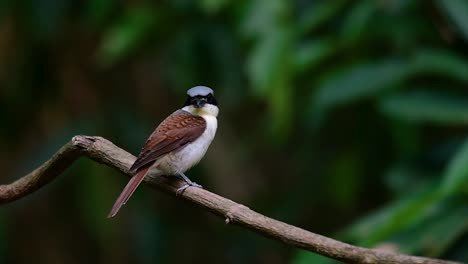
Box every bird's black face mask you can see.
[184,94,217,108]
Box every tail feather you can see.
[108,166,150,218]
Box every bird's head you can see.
[183,86,219,117]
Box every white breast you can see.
[157,114,217,175]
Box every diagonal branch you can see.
[0,135,461,264]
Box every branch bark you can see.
[0,135,461,264]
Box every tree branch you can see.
[0,135,461,264]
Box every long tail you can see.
[108,166,150,218]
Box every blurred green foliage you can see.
[0,0,467,263]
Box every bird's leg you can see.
[176,172,202,187]
[175,172,203,195]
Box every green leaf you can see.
[388,199,468,257]
[240,0,289,38]
[98,7,156,66]
[247,27,293,96]
[441,137,468,195]
[313,60,409,110]
[298,0,347,35]
[379,91,468,125]
[340,1,375,44]
[410,49,468,83]
[436,0,468,43]
[385,164,430,195]
[342,182,442,246]
[294,39,336,74]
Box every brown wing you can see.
[130,110,206,172]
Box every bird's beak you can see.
[194,97,207,108]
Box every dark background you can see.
[1,1,467,263]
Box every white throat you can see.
[182,104,219,118]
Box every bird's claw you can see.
[175,182,203,196]
[176,184,189,195]
[190,182,203,188]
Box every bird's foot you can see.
[176,181,203,196]
[175,172,203,195]
[176,184,189,195]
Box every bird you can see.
[108,86,218,218]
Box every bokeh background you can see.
[1,0,468,263]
